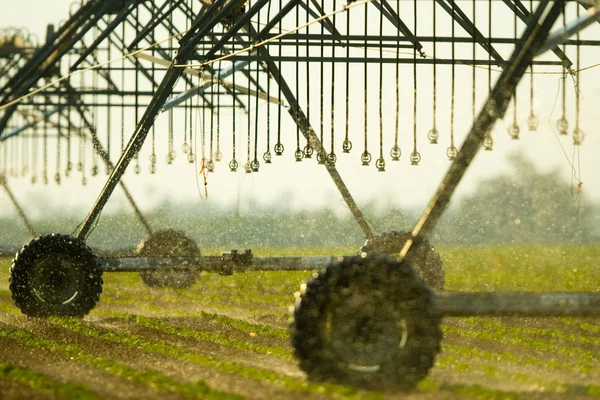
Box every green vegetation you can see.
[428,381,527,400]
[108,310,600,397]
[200,311,289,340]
[443,324,598,364]
[0,325,242,400]
[440,244,600,292]
[443,341,598,375]
[0,357,100,399]
[125,313,293,360]
[98,278,290,322]
[48,317,378,400]
[561,317,600,333]
[0,241,598,399]
[418,378,536,400]
[466,317,600,347]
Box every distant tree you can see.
[454,152,592,244]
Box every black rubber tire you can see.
[9,234,103,318]
[137,230,200,289]
[291,254,442,392]
[360,231,445,290]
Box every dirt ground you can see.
[0,269,599,400]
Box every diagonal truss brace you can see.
[243,23,374,240]
[371,0,424,55]
[63,85,154,236]
[503,0,573,69]
[400,0,566,262]
[202,0,271,61]
[0,81,154,236]
[297,0,339,36]
[436,0,504,64]
[75,0,246,241]
[0,0,122,133]
[69,0,138,72]
[127,0,187,52]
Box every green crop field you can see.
[0,245,599,399]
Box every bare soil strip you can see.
[94,316,303,377]
[0,315,317,400]
[0,332,157,400]
[1,264,599,399]
[0,375,62,400]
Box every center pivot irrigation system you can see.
[1,0,600,391]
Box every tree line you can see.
[1,153,597,253]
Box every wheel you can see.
[360,231,445,290]
[291,254,442,392]
[137,230,199,289]
[9,234,103,318]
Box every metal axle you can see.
[100,254,335,273]
[436,292,600,317]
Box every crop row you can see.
[0,299,373,400]
[0,357,100,400]
[48,316,374,400]
[102,311,597,397]
[0,291,534,399]
[0,324,241,400]
[442,324,599,366]
[463,317,600,347]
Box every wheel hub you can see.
[31,254,81,305]
[328,290,406,369]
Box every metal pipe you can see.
[99,255,336,272]
[191,55,566,66]
[436,292,600,317]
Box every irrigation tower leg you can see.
[67,101,153,236]
[400,0,565,259]
[75,0,247,242]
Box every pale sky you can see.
[1,1,599,224]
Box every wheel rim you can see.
[30,254,82,305]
